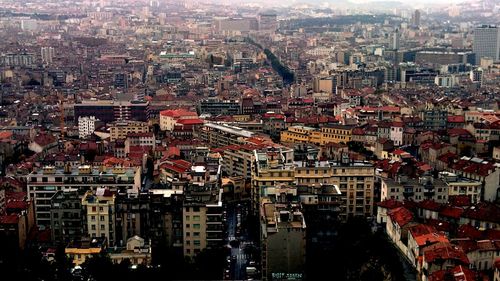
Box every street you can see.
[224,201,255,280]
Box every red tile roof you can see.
[388,207,414,227]
[160,109,197,118]
[377,199,403,209]
[423,242,469,265]
[462,202,500,223]
[0,214,19,224]
[428,265,476,281]
[439,206,464,219]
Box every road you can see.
[225,202,252,280]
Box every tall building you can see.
[473,25,500,63]
[390,29,401,50]
[82,189,116,246]
[258,12,278,32]
[260,198,306,281]
[412,9,421,27]
[108,120,149,141]
[41,47,54,64]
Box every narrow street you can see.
[225,201,254,280]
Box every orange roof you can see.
[160,109,197,118]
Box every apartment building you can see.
[280,125,353,145]
[27,165,141,226]
[251,147,295,215]
[50,191,84,244]
[199,123,255,148]
[294,157,375,221]
[82,189,116,246]
[260,198,306,281]
[109,120,149,141]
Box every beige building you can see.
[294,158,375,221]
[109,235,152,266]
[82,189,116,246]
[182,189,223,257]
[251,148,295,215]
[109,120,149,141]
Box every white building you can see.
[434,75,456,88]
[78,116,98,139]
[41,47,54,64]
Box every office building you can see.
[473,25,500,63]
[258,12,278,32]
[74,100,149,123]
[82,189,116,246]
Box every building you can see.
[412,9,421,27]
[82,189,116,246]
[251,147,295,215]
[381,176,449,203]
[415,51,475,66]
[27,165,141,226]
[109,235,152,266]
[78,116,99,139]
[258,12,278,32]
[50,191,84,244]
[109,120,149,141]
[295,157,375,221]
[390,29,401,50]
[159,109,201,131]
[74,100,149,123]
[182,191,223,257]
[0,53,35,66]
[198,99,240,116]
[280,125,353,145]
[473,25,500,63]
[260,199,306,281]
[65,237,106,266]
[199,123,255,148]
[434,74,457,88]
[41,47,55,64]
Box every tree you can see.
[82,252,113,281]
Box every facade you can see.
[41,46,55,64]
[473,25,500,63]
[109,120,149,141]
[198,99,240,116]
[78,116,98,139]
[280,125,353,145]
[74,100,149,123]
[159,109,200,131]
[50,191,84,244]
[260,199,306,281]
[199,123,255,148]
[295,158,375,221]
[27,165,141,226]
[82,189,116,246]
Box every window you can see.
[91,224,96,230]
[186,224,190,228]
[186,232,190,237]
[91,215,96,221]
[99,207,104,212]
[194,240,201,246]
[193,224,201,229]
[194,232,200,237]
[100,224,105,230]
[193,215,200,221]
[193,207,200,212]
[185,216,190,221]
